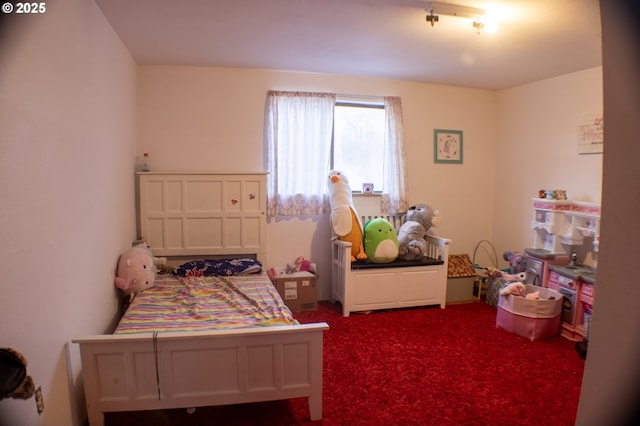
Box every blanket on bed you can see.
[115,273,296,334]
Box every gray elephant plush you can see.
[397,204,440,261]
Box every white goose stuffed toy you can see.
[328,170,367,262]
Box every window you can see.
[264,91,407,218]
[333,102,385,192]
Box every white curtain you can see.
[264,91,336,217]
[380,96,409,214]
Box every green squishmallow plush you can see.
[363,218,399,263]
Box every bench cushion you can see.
[351,257,443,270]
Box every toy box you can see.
[446,254,477,304]
[270,272,318,312]
[496,284,563,341]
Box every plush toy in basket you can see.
[114,244,156,301]
[397,204,441,261]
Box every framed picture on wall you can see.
[434,129,463,164]
[577,115,603,154]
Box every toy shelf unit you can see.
[562,201,601,253]
[530,199,601,255]
[531,198,573,255]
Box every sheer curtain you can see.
[380,96,409,214]
[264,91,336,218]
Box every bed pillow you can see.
[173,258,262,277]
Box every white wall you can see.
[138,66,603,298]
[137,66,498,299]
[494,67,603,266]
[0,1,137,425]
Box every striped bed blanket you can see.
[115,273,296,334]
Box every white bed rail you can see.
[74,323,328,425]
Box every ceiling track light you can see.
[426,1,485,19]
[425,1,492,33]
[426,10,439,26]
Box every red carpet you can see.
[107,301,584,426]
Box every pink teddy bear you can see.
[114,245,156,301]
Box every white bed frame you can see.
[331,198,451,317]
[73,173,329,425]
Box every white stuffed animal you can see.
[499,282,526,297]
[327,170,367,262]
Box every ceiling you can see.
[95,0,602,90]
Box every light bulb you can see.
[483,15,498,33]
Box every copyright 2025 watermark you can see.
[2,2,47,14]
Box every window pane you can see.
[334,105,385,192]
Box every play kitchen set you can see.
[525,191,600,343]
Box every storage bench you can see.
[331,234,451,317]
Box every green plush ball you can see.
[364,218,399,263]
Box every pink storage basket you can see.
[496,285,563,341]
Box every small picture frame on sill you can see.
[434,129,463,164]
